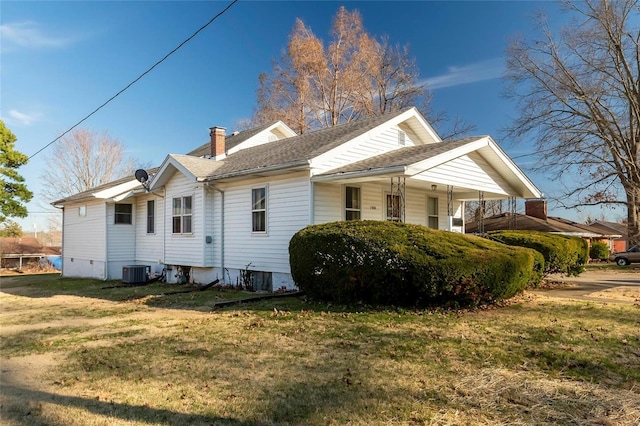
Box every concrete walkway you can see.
[533,270,640,304]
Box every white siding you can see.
[405,187,427,226]
[359,183,384,221]
[311,126,418,174]
[223,173,309,274]
[312,182,466,232]
[417,153,511,195]
[163,172,206,266]
[314,183,341,224]
[61,200,106,279]
[134,194,165,275]
[106,202,136,279]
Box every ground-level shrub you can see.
[488,230,588,276]
[589,241,610,261]
[289,221,543,308]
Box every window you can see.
[427,197,439,229]
[172,196,192,234]
[252,187,266,232]
[146,200,155,234]
[114,203,132,224]
[345,186,361,220]
[78,205,86,217]
[386,194,401,222]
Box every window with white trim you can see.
[427,197,439,229]
[172,196,192,234]
[114,203,132,224]
[252,187,267,232]
[78,205,86,217]
[146,200,155,234]
[345,186,361,220]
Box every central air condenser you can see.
[122,265,148,284]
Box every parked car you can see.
[609,245,640,266]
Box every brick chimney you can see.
[525,199,547,220]
[209,126,226,160]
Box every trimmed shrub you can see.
[289,221,543,308]
[488,230,588,276]
[589,241,610,261]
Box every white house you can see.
[53,108,542,290]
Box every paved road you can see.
[533,270,640,304]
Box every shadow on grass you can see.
[0,385,251,426]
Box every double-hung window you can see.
[252,187,267,232]
[114,203,132,224]
[146,200,155,234]
[427,197,439,229]
[172,196,192,234]
[345,186,361,220]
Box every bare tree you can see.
[464,200,505,223]
[253,6,426,133]
[41,129,137,202]
[505,0,640,244]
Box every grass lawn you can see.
[1,274,639,425]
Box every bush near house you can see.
[488,230,588,276]
[289,221,543,308]
[589,241,610,261]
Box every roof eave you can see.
[207,159,311,182]
[312,165,407,182]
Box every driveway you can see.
[533,269,640,305]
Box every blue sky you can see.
[1,0,625,232]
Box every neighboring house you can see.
[0,237,61,270]
[53,107,542,290]
[588,220,628,252]
[465,200,622,251]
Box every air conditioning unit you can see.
[122,265,148,284]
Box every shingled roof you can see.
[51,168,160,205]
[157,108,414,182]
[465,213,611,236]
[315,136,482,176]
[186,121,280,157]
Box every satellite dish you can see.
[135,169,149,184]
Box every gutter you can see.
[208,184,225,283]
[104,203,109,281]
[201,160,310,182]
[311,165,406,182]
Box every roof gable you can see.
[314,135,542,199]
[186,121,297,158]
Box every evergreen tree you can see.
[0,120,33,222]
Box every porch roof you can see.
[312,136,542,199]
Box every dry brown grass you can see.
[1,275,639,425]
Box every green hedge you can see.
[289,221,543,308]
[488,230,588,276]
[589,241,610,261]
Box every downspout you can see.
[309,179,315,225]
[60,206,65,276]
[104,203,109,280]
[209,184,225,282]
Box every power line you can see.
[29,0,240,160]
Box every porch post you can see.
[389,177,406,222]
[509,196,517,230]
[447,185,454,231]
[478,191,485,234]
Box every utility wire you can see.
[29,0,240,160]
